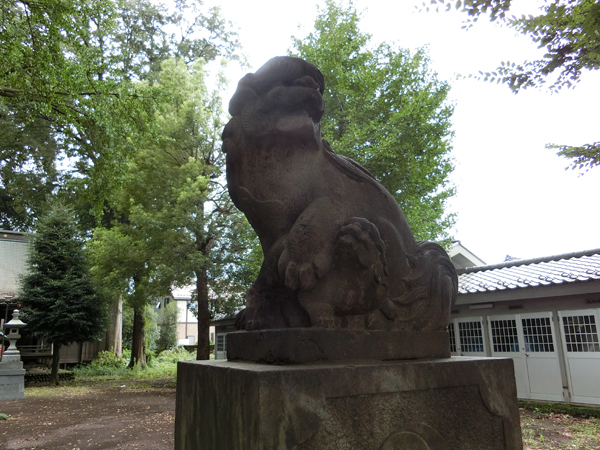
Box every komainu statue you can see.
[223,56,457,333]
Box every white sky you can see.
[207,0,600,265]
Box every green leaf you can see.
[289,0,456,242]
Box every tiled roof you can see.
[211,307,244,323]
[457,249,600,295]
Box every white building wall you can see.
[0,235,29,296]
[452,295,600,404]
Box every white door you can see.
[488,315,529,398]
[454,317,487,357]
[558,308,600,404]
[215,332,228,360]
[520,312,564,402]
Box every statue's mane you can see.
[322,140,387,194]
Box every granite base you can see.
[175,357,522,450]
[227,329,450,363]
[0,358,26,401]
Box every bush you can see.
[73,345,195,381]
[72,350,129,378]
[145,349,156,364]
[91,351,126,369]
[157,347,195,364]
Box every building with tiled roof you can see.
[458,248,600,298]
[448,240,486,269]
[452,248,600,405]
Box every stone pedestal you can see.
[227,329,450,363]
[0,356,26,401]
[175,357,522,450]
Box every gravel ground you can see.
[1,381,175,450]
[1,380,599,450]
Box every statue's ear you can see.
[229,84,257,116]
[222,118,240,153]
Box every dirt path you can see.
[520,409,600,450]
[1,381,175,450]
[1,381,599,449]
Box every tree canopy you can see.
[0,0,243,230]
[2,0,255,364]
[422,0,600,172]
[0,104,61,230]
[291,0,456,242]
[20,202,106,384]
[89,57,258,362]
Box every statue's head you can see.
[222,57,326,153]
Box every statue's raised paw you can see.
[338,217,387,276]
[278,245,333,291]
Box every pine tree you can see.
[20,203,106,385]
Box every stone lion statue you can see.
[223,56,457,332]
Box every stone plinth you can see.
[175,357,522,450]
[0,357,26,401]
[227,329,450,363]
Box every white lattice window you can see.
[458,321,484,352]
[522,317,554,352]
[490,319,519,352]
[216,334,226,352]
[448,322,456,353]
[562,315,600,352]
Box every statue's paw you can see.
[281,260,317,291]
[338,218,387,277]
[278,248,332,291]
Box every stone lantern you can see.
[3,309,26,360]
[0,309,26,400]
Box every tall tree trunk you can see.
[196,270,210,360]
[106,295,123,358]
[50,344,61,385]
[129,307,146,368]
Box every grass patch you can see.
[520,409,600,450]
[25,347,200,393]
[73,347,197,383]
[520,401,600,449]
[25,383,103,398]
[519,400,600,419]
